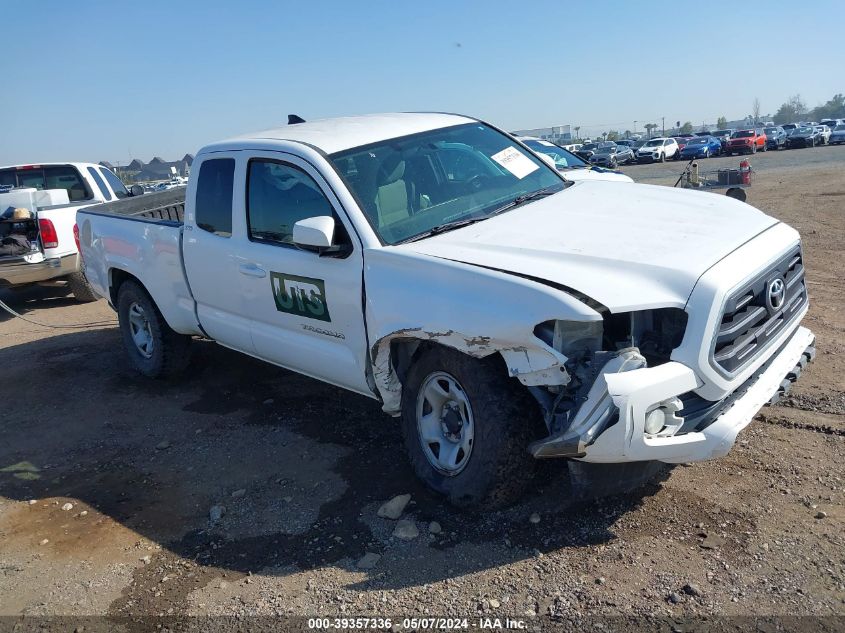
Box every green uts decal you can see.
[270,272,331,322]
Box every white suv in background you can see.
[814,125,831,145]
[636,137,679,163]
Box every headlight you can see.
[534,319,602,358]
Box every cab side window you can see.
[195,158,235,237]
[246,160,334,246]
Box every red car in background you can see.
[725,129,767,155]
[672,137,689,157]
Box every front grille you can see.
[712,247,807,374]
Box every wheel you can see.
[66,271,99,303]
[751,144,757,154]
[117,280,192,378]
[762,142,768,152]
[703,148,710,159]
[809,138,815,148]
[400,346,542,508]
[726,188,747,202]
[659,151,665,162]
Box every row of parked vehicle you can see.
[568,118,845,167]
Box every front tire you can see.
[400,346,541,508]
[66,271,99,303]
[117,280,191,378]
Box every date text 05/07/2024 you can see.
[306,617,528,630]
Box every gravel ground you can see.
[0,150,843,631]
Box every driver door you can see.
[236,152,371,395]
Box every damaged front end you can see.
[528,309,689,459]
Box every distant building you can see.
[102,155,194,182]
[511,124,573,143]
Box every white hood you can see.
[396,181,778,312]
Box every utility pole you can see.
[634,120,638,135]
[662,117,665,136]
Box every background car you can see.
[672,137,690,157]
[820,118,842,129]
[785,125,822,148]
[636,137,679,162]
[814,125,831,144]
[725,129,766,155]
[763,125,786,150]
[678,135,722,159]
[830,124,845,145]
[589,144,635,167]
[710,128,735,150]
[516,137,634,182]
[575,142,600,160]
[615,139,636,149]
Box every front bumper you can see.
[0,253,80,286]
[531,325,815,464]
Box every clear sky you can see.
[4,0,842,165]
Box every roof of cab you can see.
[201,112,476,156]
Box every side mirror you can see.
[293,216,335,252]
[130,184,145,197]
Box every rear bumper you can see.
[0,253,80,286]
[531,325,815,464]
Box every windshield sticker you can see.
[490,147,540,179]
[270,272,331,322]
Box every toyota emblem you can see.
[766,278,786,312]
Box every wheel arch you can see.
[371,330,569,416]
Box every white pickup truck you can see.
[0,162,143,300]
[77,113,815,507]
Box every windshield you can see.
[644,139,664,147]
[522,140,588,169]
[732,130,754,138]
[688,137,708,144]
[712,130,730,136]
[595,146,616,154]
[764,128,778,134]
[581,143,599,151]
[329,123,564,245]
[796,126,813,133]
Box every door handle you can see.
[238,263,267,278]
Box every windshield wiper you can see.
[486,186,561,218]
[396,186,562,245]
[397,217,485,244]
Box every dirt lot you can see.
[1,148,843,631]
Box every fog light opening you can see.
[644,397,684,437]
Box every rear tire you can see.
[659,152,665,162]
[66,271,99,303]
[117,280,191,378]
[400,346,542,509]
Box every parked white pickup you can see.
[0,162,141,300]
[77,113,814,507]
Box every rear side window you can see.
[87,167,112,201]
[0,165,93,201]
[99,168,129,199]
[195,158,235,237]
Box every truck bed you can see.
[80,187,186,224]
[77,187,202,336]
